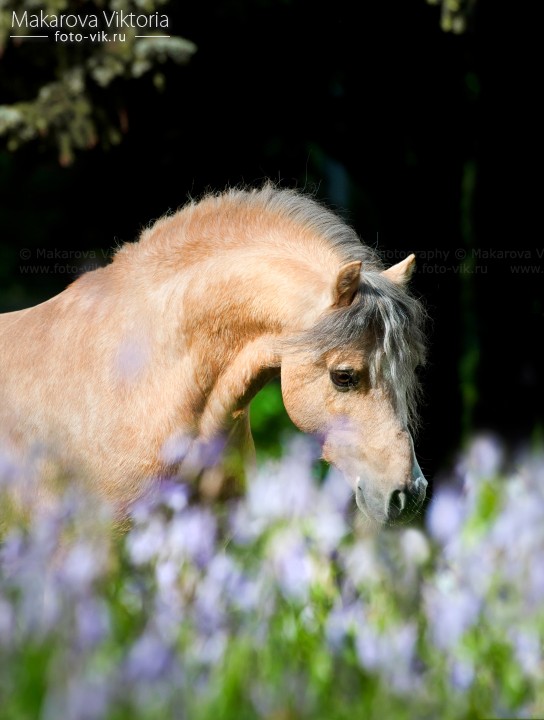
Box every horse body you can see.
[0,186,427,522]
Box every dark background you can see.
[1,0,542,481]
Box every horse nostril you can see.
[388,489,406,520]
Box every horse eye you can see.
[330,369,357,391]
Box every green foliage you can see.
[0,0,196,164]
[426,0,477,33]
[250,380,297,458]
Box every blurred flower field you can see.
[1,435,543,719]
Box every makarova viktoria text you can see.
[11,11,169,29]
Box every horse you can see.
[0,185,427,524]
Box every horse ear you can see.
[382,253,416,285]
[333,261,362,308]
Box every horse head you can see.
[281,254,427,525]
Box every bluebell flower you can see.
[426,485,465,546]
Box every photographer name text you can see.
[12,10,169,30]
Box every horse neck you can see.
[182,253,333,437]
[113,207,338,439]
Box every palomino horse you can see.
[0,185,427,524]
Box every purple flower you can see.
[247,437,318,523]
[155,558,179,594]
[192,631,228,666]
[424,579,480,650]
[310,509,348,554]
[267,529,315,603]
[0,596,14,645]
[124,631,175,682]
[325,599,366,649]
[161,434,227,474]
[165,507,216,567]
[528,561,544,605]
[0,528,26,573]
[459,433,504,497]
[355,621,418,693]
[468,434,503,478]
[116,337,150,381]
[195,436,228,469]
[248,465,312,522]
[450,659,475,690]
[160,433,192,465]
[59,542,106,591]
[0,449,19,487]
[160,482,190,513]
[193,554,241,632]
[426,485,465,546]
[320,465,354,512]
[126,517,166,565]
[43,674,111,720]
[511,630,541,678]
[75,598,110,649]
[343,541,383,586]
[401,528,431,566]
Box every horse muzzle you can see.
[356,473,428,524]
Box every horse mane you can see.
[129,183,382,267]
[122,183,427,430]
[213,183,384,268]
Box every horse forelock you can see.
[285,270,427,432]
